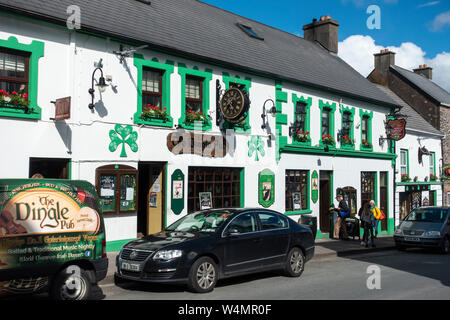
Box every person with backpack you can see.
[330,194,350,240]
[360,202,376,248]
[370,200,385,238]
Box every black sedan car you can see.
[115,208,315,293]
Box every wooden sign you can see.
[387,119,406,141]
[167,131,228,158]
[53,97,71,120]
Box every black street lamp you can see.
[88,61,108,110]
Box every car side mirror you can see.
[226,228,240,236]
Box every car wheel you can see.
[187,256,218,293]
[50,266,92,300]
[284,247,305,277]
[440,237,450,254]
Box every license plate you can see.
[405,237,421,242]
[121,261,141,272]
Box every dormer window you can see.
[237,23,264,40]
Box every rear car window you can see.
[258,212,288,230]
[226,213,257,234]
[405,208,448,223]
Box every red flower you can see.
[12,91,17,95]
[23,93,28,99]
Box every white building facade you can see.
[0,9,399,250]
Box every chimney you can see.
[413,64,432,80]
[374,48,396,79]
[303,15,339,54]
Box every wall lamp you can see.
[88,59,109,110]
[261,99,278,129]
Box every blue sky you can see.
[202,0,450,90]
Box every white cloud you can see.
[418,1,440,8]
[338,35,450,92]
[430,10,450,31]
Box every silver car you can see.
[394,207,450,254]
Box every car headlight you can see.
[394,228,403,235]
[423,231,441,237]
[153,250,183,261]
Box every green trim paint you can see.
[275,81,288,163]
[291,93,312,146]
[0,36,44,120]
[133,54,175,127]
[177,63,213,130]
[222,72,252,133]
[359,109,374,151]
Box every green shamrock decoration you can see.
[248,136,265,161]
[109,124,138,157]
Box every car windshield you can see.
[404,208,448,223]
[165,210,232,233]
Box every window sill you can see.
[360,145,373,152]
[0,105,41,120]
[340,143,355,150]
[285,210,312,216]
[134,113,173,127]
[182,120,212,131]
[292,140,311,147]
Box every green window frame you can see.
[292,94,312,146]
[133,54,174,127]
[0,36,44,120]
[222,72,252,133]
[285,169,311,215]
[429,152,436,177]
[319,100,337,147]
[400,149,409,177]
[340,105,355,150]
[178,63,213,131]
[359,109,373,151]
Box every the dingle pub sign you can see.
[387,119,406,141]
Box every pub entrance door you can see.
[137,162,166,236]
[319,171,333,235]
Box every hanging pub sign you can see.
[219,86,250,124]
[387,119,406,141]
[258,169,275,208]
[51,97,71,121]
[167,131,228,158]
[443,164,450,181]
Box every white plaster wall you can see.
[0,13,398,241]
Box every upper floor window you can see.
[400,149,408,176]
[185,75,203,114]
[0,47,29,95]
[342,111,352,138]
[295,102,307,132]
[142,68,163,110]
[361,115,369,142]
[322,109,331,136]
[429,152,435,176]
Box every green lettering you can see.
[15,203,30,221]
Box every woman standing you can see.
[360,202,376,248]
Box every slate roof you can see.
[0,0,400,108]
[374,84,443,137]
[391,65,450,106]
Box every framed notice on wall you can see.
[258,169,275,208]
[292,192,302,210]
[199,192,212,210]
[99,175,116,212]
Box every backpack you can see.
[339,208,350,218]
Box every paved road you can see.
[98,248,450,300]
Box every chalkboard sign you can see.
[100,175,116,212]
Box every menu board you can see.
[120,174,136,211]
[100,175,116,212]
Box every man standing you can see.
[330,194,349,240]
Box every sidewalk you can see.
[100,236,396,284]
[314,235,396,259]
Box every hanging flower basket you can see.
[0,90,33,113]
[341,135,354,145]
[401,174,411,182]
[362,139,373,148]
[185,110,210,124]
[140,104,169,121]
[294,130,310,143]
[429,173,438,181]
[322,134,335,145]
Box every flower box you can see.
[429,174,438,181]
[185,110,210,125]
[340,135,354,146]
[322,134,335,145]
[140,104,170,122]
[294,130,310,143]
[401,174,411,182]
[361,139,373,149]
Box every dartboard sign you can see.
[219,87,249,124]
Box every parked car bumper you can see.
[115,254,189,284]
[304,246,315,262]
[394,235,442,248]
